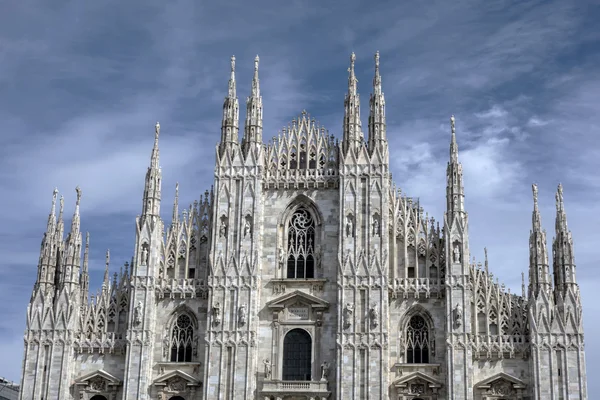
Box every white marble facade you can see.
[19,53,588,400]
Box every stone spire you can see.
[552,183,577,293]
[102,249,110,293]
[343,52,363,154]
[243,55,263,156]
[172,182,179,225]
[141,122,162,219]
[368,51,386,151]
[446,116,465,218]
[80,232,90,304]
[528,184,551,298]
[220,55,240,154]
[63,186,83,286]
[36,188,60,293]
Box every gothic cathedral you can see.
[19,53,588,400]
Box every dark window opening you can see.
[170,314,194,362]
[282,328,312,381]
[286,207,315,279]
[406,315,430,364]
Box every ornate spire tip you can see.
[375,51,380,67]
[230,55,236,71]
[532,183,539,205]
[450,115,456,133]
[350,52,356,64]
[75,186,82,204]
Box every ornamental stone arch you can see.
[277,195,324,279]
[398,305,436,364]
[163,306,199,363]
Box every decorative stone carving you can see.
[346,214,354,238]
[243,216,252,238]
[87,376,106,391]
[320,361,330,380]
[213,302,221,326]
[278,247,285,268]
[134,301,142,325]
[454,304,462,328]
[238,304,247,326]
[263,359,272,379]
[369,304,379,328]
[372,215,380,236]
[343,303,354,330]
[219,216,228,238]
[163,336,170,358]
[453,244,461,263]
[167,377,186,392]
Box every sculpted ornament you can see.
[369,304,379,328]
[343,303,354,330]
[320,361,330,380]
[454,304,462,328]
[278,248,285,268]
[134,301,143,325]
[243,218,252,238]
[346,214,354,238]
[263,359,272,379]
[213,303,221,326]
[219,218,228,238]
[238,304,247,326]
[453,244,461,263]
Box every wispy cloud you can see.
[1,0,600,394]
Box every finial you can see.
[51,188,59,214]
[351,52,356,64]
[230,55,236,72]
[75,186,82,205]
[86,232,90,245]
[105,249,110,266]
[532,183,538,207]
[59,195,64,214]
[254,55,259,70]
[375,51,380,68]
[557,183,564,208]
[450,115,456,134]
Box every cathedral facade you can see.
[19,53,588,400]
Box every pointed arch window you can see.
[170,314,194,362]
[286,207,315,279]
[406,315,430,363]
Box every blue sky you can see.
[1,0,599,393]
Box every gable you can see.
[266,290,329,310]
[153,369,201,387]
[74,369,121,389]
[392,371,443,388]
[475,372,526,389]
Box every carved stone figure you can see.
[372,216,380,236]
[320,361,330,380]
[213,302,221,326]
[343,303,354,329]
[134,301,143,325]
[454,304,462,328]
[453,244,461,263]
[163,336,170,357]
[141,246,148,265]
[244,218,252,237]
[346,215,354,237]
[238,303,247,326]
[263,359,272,379]
[219,219,227,238]
[278,247,285,268]
[369,304,379,328]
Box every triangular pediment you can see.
[475,372,526,389]
[393,371,443,388]
[74,369,121,386]
[266,290,329,310]
[153,369,201,386]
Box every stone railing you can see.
[390,278,443,299]
[472,334,529,359]
[263,168,340,190]
[155,278,208,299]
[261,380,330,398]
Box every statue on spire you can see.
[155,121,160,139]
[450,115,456,134]
[532,183,538,206]
[75,186,82,205]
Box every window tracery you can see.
[406,315,430,364]
[169,314,194,362]
[286,207,316,279]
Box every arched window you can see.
[282,329,312,381]
[406,315,430,363]
[170,314,194,362]
[286,207,315,279]
[90,396,108,400]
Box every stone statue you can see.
[263,359,272,379]
[238,304,247,326]
[163,336,170,358]
[213,302,221,325]
[343,303,354,329]
[141,246,148,265]
[454,304,462,328]
[346,215,354,237]
[369,304,379,328]
[453,244,461,263]
[278,247,285,268]
[219,219,227,238]
[372,217,380,236]
[134,301,142,325]
[321,361,330,380]
[244,218,252,238]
